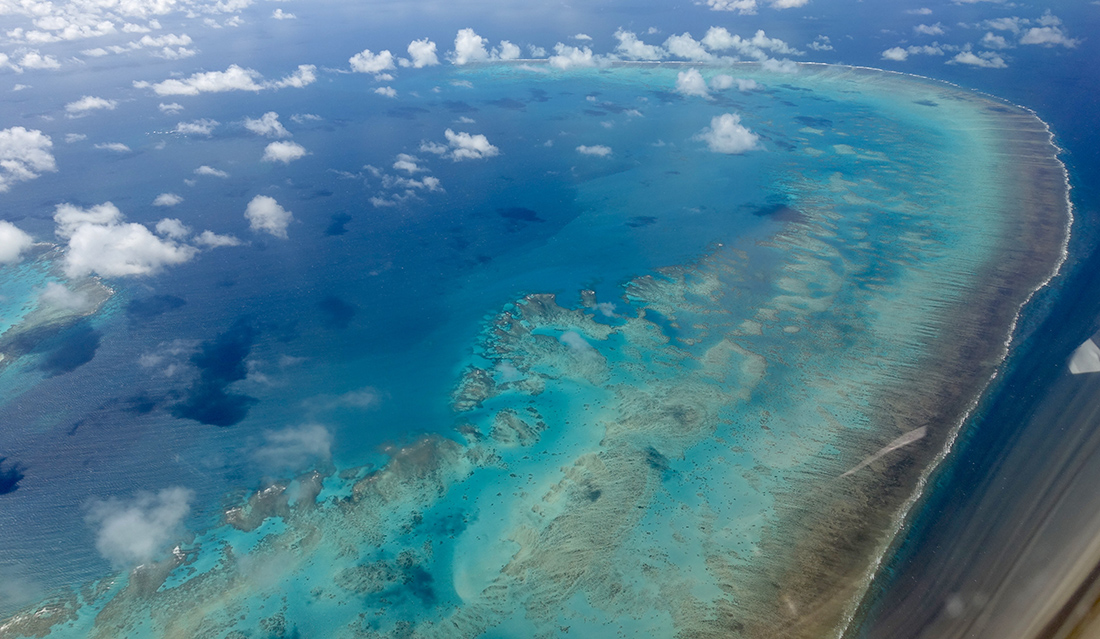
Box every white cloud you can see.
[0,221,33,264]
[135,63,315,96]
[153,193,183,206]
[193,230,241,248]
[559,330,594,353]
[700,27,802,60]
[136,64,263,95]
[907,8,933,14]
[1019,26,1079,48]
[419,140,448,155]
[65,95,117,116]
[675,68,710,97]
[576,144,612,157]
[706,0,808,12]
[158,102,184,114]
[451,27,490,65]
[19,51,60,69]
[548,43,598,69]
[245,195,292,238]
[573,33,592,41]
[253,424,332,471]
[374,86,397,98]
[949,50,1007,68]
[392,153,423,173]
[174,118,218,136]
[665,33,716,61]
[882,47,909,61]
[403,38,439,68]
[243,111,289,138]
[0,127,56,192]
[706,0,759,13]
[85,487,193,568]
[497,40,521,60]
[154,218,189,239]
[38,281,93,312]
[443,129,499,161]
[268,64,316,89]
[349,48,395,74]
[290,113,321,123]
[54,202,198,277]
[982,17,1026,33]
[695,113,760,154]
[613,29,667,60]
[94,142,131,153]
[194,165,228,178]
[65,133,87,143]
[271,8,294,19]
[262,140,307,163]
[981,32,1011,49]
[808,35,833,51]
[914,23,945,35]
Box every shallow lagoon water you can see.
[0,63,1069,638]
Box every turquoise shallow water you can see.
[0,64,1069,638]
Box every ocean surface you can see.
[0,62,1071,638]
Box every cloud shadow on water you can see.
[172,317,258,427]
[37,322,101,377]
[0,457,25,495]
[318,296,357,330]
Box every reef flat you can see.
[0,63,1070,639]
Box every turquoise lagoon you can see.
[0,63,1070,638]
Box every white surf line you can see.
[840,427,928,479]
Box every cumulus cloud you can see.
[0,220,33,264]
[442,128,500,160]
[392,153,423,173]
[94,142,131,153]
[253,424,332,471]
[134,63,315,96]
[38,281,93,311]
[158,102,184,114]
[85,487,193,568]
[155,218,189,239]
[881,44,950,61]
[981,32,1011,49]
[194,165,228,178]
[0,127,56,192]
[268,64,316,89]
[349,48,395,74]
[193,230,241,248]
[243,112,289,137]
[53,202,199,277]
[153,193,183,206]
[19,51,60,69]
[700,27,802,60]
[173,118,218,136]
[374,86,397,98]
[706,0,808,13]
[548,43,598,69]
[675,68,710,97]
[65,95,117,116]
[271,8,294,19]
[1019,25,1079,48]
[262,140,307,163]
[808,35,834,51]
[576,144,612,157]
[914,23,945,35]
[664,33,715,62]
[448,28,522,65]
[403,38,439,68]
[245,195,292,238]
[950,50,1007,68]
[613,29,667,60]
[695,113,760,154]
[451,27,490,65]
